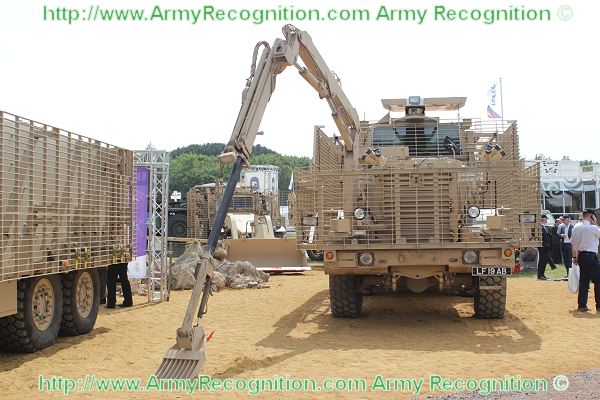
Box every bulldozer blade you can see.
[225,237,310,273]
[154,347,207,380]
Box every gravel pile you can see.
[170,243,269,290]
[215,260,270,289]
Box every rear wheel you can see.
[329,275,363,318]
[474,276,506,319]
[0,275,63,352]
[59,269,100,336]
[307,250,324,262]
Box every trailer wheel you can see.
[329,275,363,318]
[59,269,100,336]
[307,250,324,262]
[0,275,63,352]
[474,276,506,319]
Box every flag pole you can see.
[499,77,504,120]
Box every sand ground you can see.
[1,270,599,399]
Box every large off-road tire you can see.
[0,275,63,352]
[59,269,100,336]
[474,276,506,319]
[329,275,363,318]
[168,214,188,238]
[307,250,324,262]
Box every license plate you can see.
[472,267,512,276]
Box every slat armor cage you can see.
[294,120,540,250]
[187,183,281,240]
[1,111,134,282]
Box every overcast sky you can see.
[1,0,598,161]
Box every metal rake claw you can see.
[154,326,208,379]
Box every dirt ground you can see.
[1,270,600,399]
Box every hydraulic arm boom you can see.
[156,25,360,379]
[219,24,360,165]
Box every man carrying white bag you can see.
[570,209,600,312]
[568,262,580,294]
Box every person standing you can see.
[551,217,564,264]
[571,209,600,312]
[106,262,133,309]
[538,215,557,280]
[559,215,574,279]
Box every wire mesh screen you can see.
[187,184,282,239]
[0,111,134,282]
[294,119,540,250]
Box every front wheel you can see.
[474,276,506,319]
[0,275,63,352]
[168,214,188,238]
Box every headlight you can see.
[467,206,480,218]
[302,216,317,226]
[462,250,479,264]
[358,252,374,266]
[519,214,536,223]
[353,208,366,220]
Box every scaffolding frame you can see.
[134,146,170,302]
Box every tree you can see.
[170,143,224,159]
[169,153,231,198]
[169,144,311,199]
[580,159,597,172]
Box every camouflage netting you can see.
[170,243,269,290]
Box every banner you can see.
[128,166,150,278]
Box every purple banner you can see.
[134,166,149,257]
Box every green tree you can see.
[580,159,597,172]
[169,144,311,198]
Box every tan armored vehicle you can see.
[293,97,540,318]
[186,169,308,272]
[187,182,282,240]
[155,25,540,379]
[0,111,133,352]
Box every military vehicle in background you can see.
[168,199,188,238]
[186,165,307,272]
[0,111,133,352]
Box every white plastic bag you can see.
[568,264,580,293]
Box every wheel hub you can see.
[76,272,94,318]
[32,278,55,331]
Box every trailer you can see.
[0,111,134,352]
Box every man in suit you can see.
[551,217,564,264]
[559,215,574,279]
[538,215,557,280]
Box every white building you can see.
[530,159,599,216]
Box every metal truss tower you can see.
[134,145,170,302]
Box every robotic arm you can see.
[155,25,360,380]
[219,24,360,165]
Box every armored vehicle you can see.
[0,111,133,352]
[293,97,540,318]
